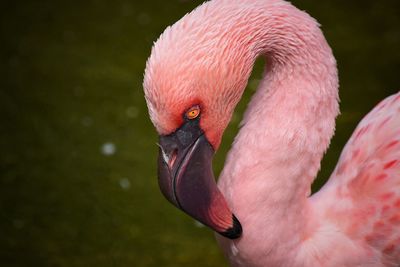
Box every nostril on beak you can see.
[157,143,178,170]
[168,149,178,169]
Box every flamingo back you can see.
[313,92,400,265]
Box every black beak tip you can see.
[218,215,242,239]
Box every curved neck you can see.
[216,1,339,265]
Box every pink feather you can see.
[143,0,400,266]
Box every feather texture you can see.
[143,0,400,266]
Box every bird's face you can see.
[142,6,251,238]
[143,84,242,239]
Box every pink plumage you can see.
[312,93,400,266]
[143,0,400,266]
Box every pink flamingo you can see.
[143,0,400,266]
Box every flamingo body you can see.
[143,0,400,266]
[307,94,400,266]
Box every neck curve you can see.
[216,1,339,265]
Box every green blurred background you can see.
[1,0,399,266]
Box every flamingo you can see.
[143,0,400,266]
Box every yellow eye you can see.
[185,105,201,120]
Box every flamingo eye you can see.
[185,105,201,120]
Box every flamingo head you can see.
[143,13,249,239]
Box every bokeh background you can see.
[1,0,399,266]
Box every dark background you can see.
[1,0,399,266]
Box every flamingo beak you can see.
[157,119,242,239]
